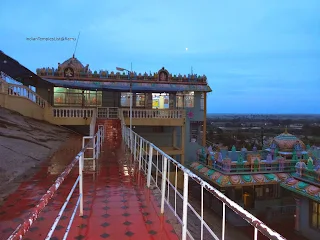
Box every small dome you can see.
[271,131,305,152]
[59,54,84,70]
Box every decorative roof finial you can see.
[284,126,288,134]
[72,54,75,58]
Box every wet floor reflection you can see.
[0,135,82,239]
[0,139,179,240]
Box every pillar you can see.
[181,124,185,165]
[173,127,177,148]
[294,197,301,232]
[202,92,207,147]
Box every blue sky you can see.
[1,0,320,114]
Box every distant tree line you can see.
[206,123,320,148]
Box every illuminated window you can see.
[53,87,102,106]
[310,201,320,229]
[84,91,102,106]
[200,93,204,110]
[176,92,184,108]
[152,93,169,109]
[54,87,67,105]
[121,92,131,107]
[135,93,145,107]
[176,91,194,108]
[184,91,194,108]
[67,92,82,105]
[54,92,66,105]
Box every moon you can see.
[186,47,188,51]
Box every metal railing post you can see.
[93,137,96,159]
[98,130,101,155]
[102,125,105,142]
[100,128,103,148]
[147,144,153,188]
[254,227,258,240]
[222,202,226,240]
[130,131,133,152]
[79,153,83,216]
[160,156,168,214]
[182,172,189,240]
[134,134,137,161]
[93,136,96,171]
[201,185,204,240]
[96,133,100,159]
[139,138,142,170]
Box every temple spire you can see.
[284,126,288,134]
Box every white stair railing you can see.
[7,126,105,240]
[120,119,287,240]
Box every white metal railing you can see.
[3,82,46,108]
[97,107,119,118]
[82,125,104,171]
[121,123,286,240]
[7,126,104,240]
[1,71,23,85]
[52,107,95,118]
[120,108,185,119]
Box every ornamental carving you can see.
[158,67,169,82]
[36,59,208,84]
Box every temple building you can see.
[1,51,211,165]
[191,130,320,240]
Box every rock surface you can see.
[0,107,71,205]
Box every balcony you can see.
[120,108,185,126]
[1,76,186,127]
[196,149,297,175]
[49,107,94,125]
[293,161,320,186]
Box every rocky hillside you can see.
[0,107,72,205]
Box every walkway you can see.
[0,140,179,240]
[0,135,82,240]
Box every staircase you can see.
[96,119,122,148]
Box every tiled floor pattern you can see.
[0,140,179,240]
[0,135,82,240]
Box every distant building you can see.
[191,130,320,240]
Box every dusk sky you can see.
[1,0,319,114]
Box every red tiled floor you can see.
[0,140,179,240]
[0,135,82,240]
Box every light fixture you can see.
[3,60,7,64]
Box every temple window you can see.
[184,91,194,108]
[176,92,184,108]
[152,93,169,109]
[176,91,194,108]
[254,184,280,200]
[53,87,102,106]
[135,93,145,107]
[310,201,320,230]
[190,121,203,143]
[53,87,66,105]
[67,90,82,105]
[120,92,131,107]
[84,90,102,106]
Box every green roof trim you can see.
[280,179,320,203]
[189,161,291,187]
